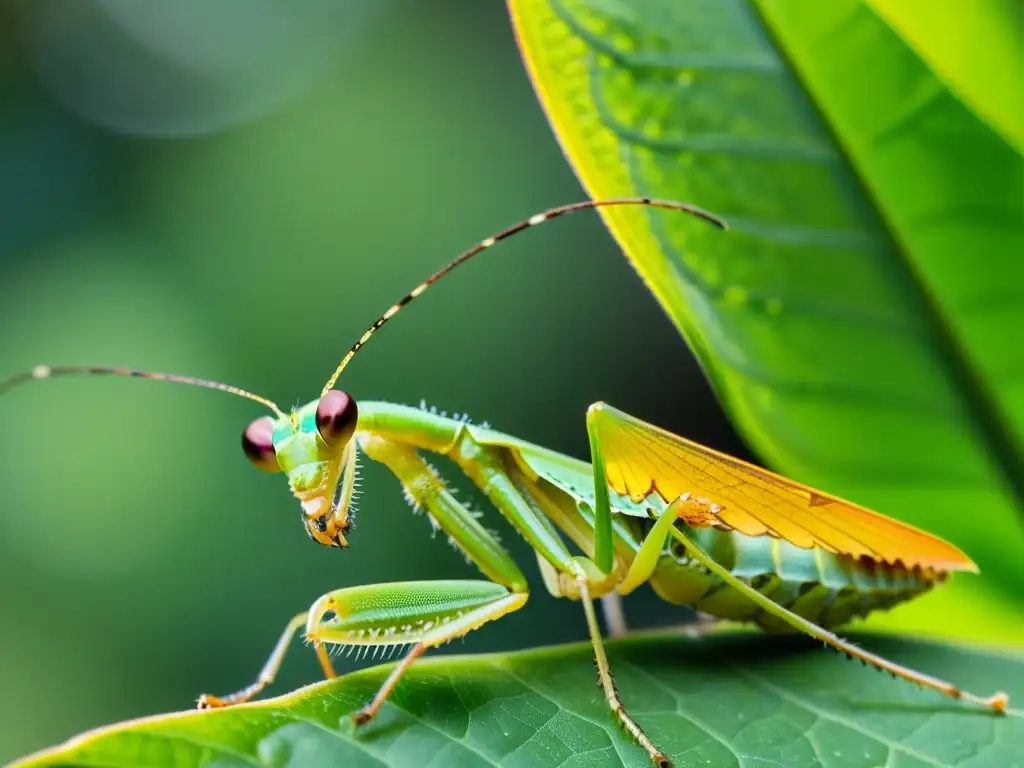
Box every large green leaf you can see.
[11,633,1023,768]
[507,0,1024,613]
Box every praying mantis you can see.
[0,198,1009,768]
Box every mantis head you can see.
[242,390,360,548]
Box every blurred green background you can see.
[0,1,752,761]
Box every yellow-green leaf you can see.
[508,0,1024,630]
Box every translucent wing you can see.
[590,404,976,573]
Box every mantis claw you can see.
[196,693,228,710]
[978,690,1009,712]
[351,708,373,727]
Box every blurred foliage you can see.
[12,633,1024,768]
[510,0,1024,635]
[19,0,375,137]
[1,1,1022,765]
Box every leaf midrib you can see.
[744,1,1024,519]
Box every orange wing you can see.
[589,403,976,573]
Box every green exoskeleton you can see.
[1,199,1007,768]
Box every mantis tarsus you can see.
[1,197,1009,768]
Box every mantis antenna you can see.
[321,197,727,394]
[0,363,285,418]
[0,198,723,416]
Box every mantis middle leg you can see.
[444,430,673,766]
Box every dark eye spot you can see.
[242,417,279,472]
[316,390,358,447]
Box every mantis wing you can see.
[588,403,977,573]
[466,422,657,517]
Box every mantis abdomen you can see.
[649,527,938,631]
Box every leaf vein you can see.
[733,668,951,768]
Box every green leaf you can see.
[11,633,1023,768]
[507,0,1024,619]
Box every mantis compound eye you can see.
[316,389,358,448]
[242,416,280,472]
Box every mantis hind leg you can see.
[669,526,1009,712]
